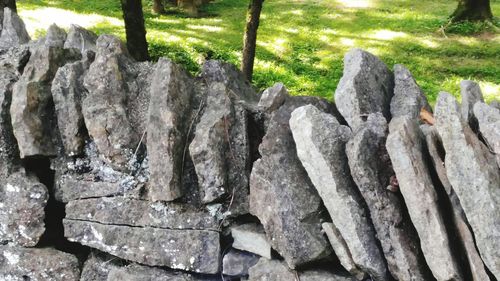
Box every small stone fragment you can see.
[0,8,30,48]
[460,80,484,131]
[223,249,260,276]
[258,82,288,112]
[391,64,431,120]
[231,223,271,259]
[474,102,500,168]
[64,24,98,52]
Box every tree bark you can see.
[2,0,17,13]
[451,0,493,22]
[153,0,165,14]
[241,0,264,82]
[120,0,150,61]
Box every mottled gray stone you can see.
[107,264,200,281]
[421,124,490,281]
[322,222,366,280]
[231,223,271,259]
[80,252,122,281]
[386,116,462,281]
[64,219,220,274]
[334,48,394,130]
[147,58,195,201]
[298,270,357,281]
[249,97,333,269]
[434,92,500,279]
[223,249,260,276]
[83,35,152,169]
[391,64,431,120]
[44,24,67,47]
[0,245,80,281]
[460,80,484,131]
[55,176,140,203]
[0,8,30,48]
[258,82,288,112]
[0,170,48,247]
[64,24,97,53]
[490,100,500,110]
[346,113,430,281]
[247,259,296,281]
[66,197,218,230]
[290,105,388,281]
[474,102,500,168]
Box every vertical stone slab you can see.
[391,64,431,120]
[474,102,500,168]
[0,8,30,48]
[460,80,483,131]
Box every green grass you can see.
[18,0,500,103]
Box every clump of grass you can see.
[443,18,500,35]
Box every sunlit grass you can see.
[18,0,500,102]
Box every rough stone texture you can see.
[64,219,220,274]
[83,34,152,169]
[247,259,296,281]
[298,270,357,281]
[391,64,431,120]
[434,92,500,279]
[64,24,98,52]
[460,80,484,131]
[334,48,394,130]
[258,82,288,112]
[0,170,48,247]
[421,124,491,281]
[52,51,94,156]
[10,42,80,157]
[490,100,500,110]
[322,222,366,280]
[222,249,260,276]
[474,102,500,168]
[0,8,30,48]
[345,113,431,281]
[107,264,201,281]
[249,97,333,269]
[290,104,388,281]
[386,116,462,281]
[0,245,80,281]
[147,58,195,201]
[231,223,271,259]
[44,24,67,47]
[65,197,218,230]
[80,252,122,281]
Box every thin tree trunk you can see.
[451,0,493,22]
[241,0,264,82]
[2,0,17,13]
[153,0,165,14]
[120,0,150,61]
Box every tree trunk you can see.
[152,0,165,14]
[120,0,149,61]
[2,0,17,13]
[178,0,200,17]
[451,0,493,22]
[241,0,264,82]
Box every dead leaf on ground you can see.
[420,108,435,125]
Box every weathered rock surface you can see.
[334,48,394,130]
[298,270,357,281]
[247,259,296,281]
[345,113,431,280]
[490,100,500,110]
[258,82,288,112]
[231,223,271,259]
[434,92,500,279]
[80,252,122,281]
[147,58,195,201]
[391,64,431,120]
[0,245,80,280]
[290,104,388,280]
[223,249,260,276]
[83,34,152,169]
[249,97,333,269]
[64,219,220,274]
[107,264,202,281]
[421,124,491,281]
[65,197,218,230]
[44,24,67,47]
[0,8,30,48]
[64,24,98,52]
[474,102,500,168]
[0,170,48,247]
[386,116,462,281]
[460,80,483,131]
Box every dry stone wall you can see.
[0,8,499,281]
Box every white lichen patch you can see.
[4,251,19,265]
[5,184,19,193]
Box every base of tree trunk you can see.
[451,3,493,22]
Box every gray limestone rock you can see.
[298,270,357,281]
[460,80,484,131]
[64,219,220,274]
[0,170,48,247]
[55,176,140,203]
[490,100,500,110]
[44,24,67,47]
[345,113,430,281]
[334,48,394,130]
[290,105,388,281]
[0,8,30,49]
[80,252,122,281]
[391,64,431,120]
[147,58,195,202]
[107,264,201,281]
[222,249,260,276]
[231,223,271,259]
[386,116,462,281]
[65,197,218,230]
[249,97,333,269]
[474,102,500,168]
[0,245,80,281]
[83,35,152,169]
[258,82,288,112]
[64,24,97,53]
[247,259,296,281]
[434,92,500,279]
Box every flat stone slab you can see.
[80,252,122,281]
[474,102,500,168]
[231,223,271,259]
[107,263,204,281]
[0,245,80,280]
[223,249,260,276]
[64,219,220,274]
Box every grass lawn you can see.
[17,0,500,103]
